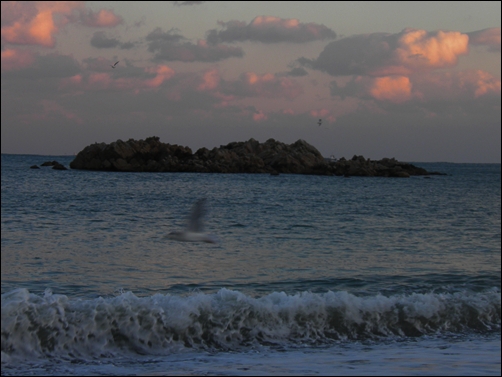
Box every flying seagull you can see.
[110,61,119,68]
[167,198,218,243]
[318,119,322,126]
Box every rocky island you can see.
[69,137,444,177]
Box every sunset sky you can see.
[1,1,500,162]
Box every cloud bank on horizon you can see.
[1,1,500,162]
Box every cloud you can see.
[253,110,268,122]
[1,2,123,49]
[1,48,35,71]
[90,31,136,49]
[329,69,500,107]
[61,62,175,92]
[207,16,336,44]
[1,1,84,47]
[283,67,309,77]
[369,76,412,103]
[220,72,303,99]
[309,108,336,123]
[77,8,123,28]
[90,31,120,48]
[412,70,501,101]
[467,27,501,52]
[2,52,80,79]
[301,28,469,76]
[197,69,220,91]
[146,27,244,62]
[329,76,404,102]
[173,1,205,6]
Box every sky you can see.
[1,1,501,162]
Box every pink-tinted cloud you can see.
[1,2,122,49]
[330,69,500,106]
[309,108,336,123]
[197,69,220,91]
[412,70,501,101]
[369,76,412,103]
[467,27,501,52]
[390,29,468,73]
[309,108,330,118]
[302,28,469,77]
[62,64,175,92]
[143,65,176,88]
[1,1,84,47]
[78,8,122,27]
[253,110,268,122]
[207,15,336,44]
[221,72,303,99]
[1,48,35,70]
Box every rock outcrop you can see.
[37,160,67,170]
[52,163,67,170]
[41,161,59,166]
[70,137,328,175]
[70,137,444,177]
[329,155,444,178]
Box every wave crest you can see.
[2,288,500,359]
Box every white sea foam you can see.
[2,287,500,363]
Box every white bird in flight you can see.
[110,61,119,68]
[167,198,218,243]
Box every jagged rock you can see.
[70,137,329,175]
[328,155,445,177]
[39,160,67,170]
[52,163,67,170]
[70,137,444,177]
[41,160,59,166]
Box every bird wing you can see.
[113,61,119,67]
[187,198,206,232]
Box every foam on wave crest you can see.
[2,288,500,361]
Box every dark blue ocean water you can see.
[1,154,500,375]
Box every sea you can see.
[1,154,500,376]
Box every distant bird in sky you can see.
[110,61,119,68]
[167,198,218,243]
[318,119,322,126]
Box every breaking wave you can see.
[2,287,500,361]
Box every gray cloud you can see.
[467,27,501,52]
[300,28,470,77]
[206,16,336,45]
[146,27,185,44]
[329,79,363,100]
[91,32,120,48]
[173,1,205,6]
[120,41,135,50]
[146,27,243,62]
[285,67,309,77]
[76,8,123,28]
[90,31,137,50]
[1,53,80,80]
[299,32,398,76]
